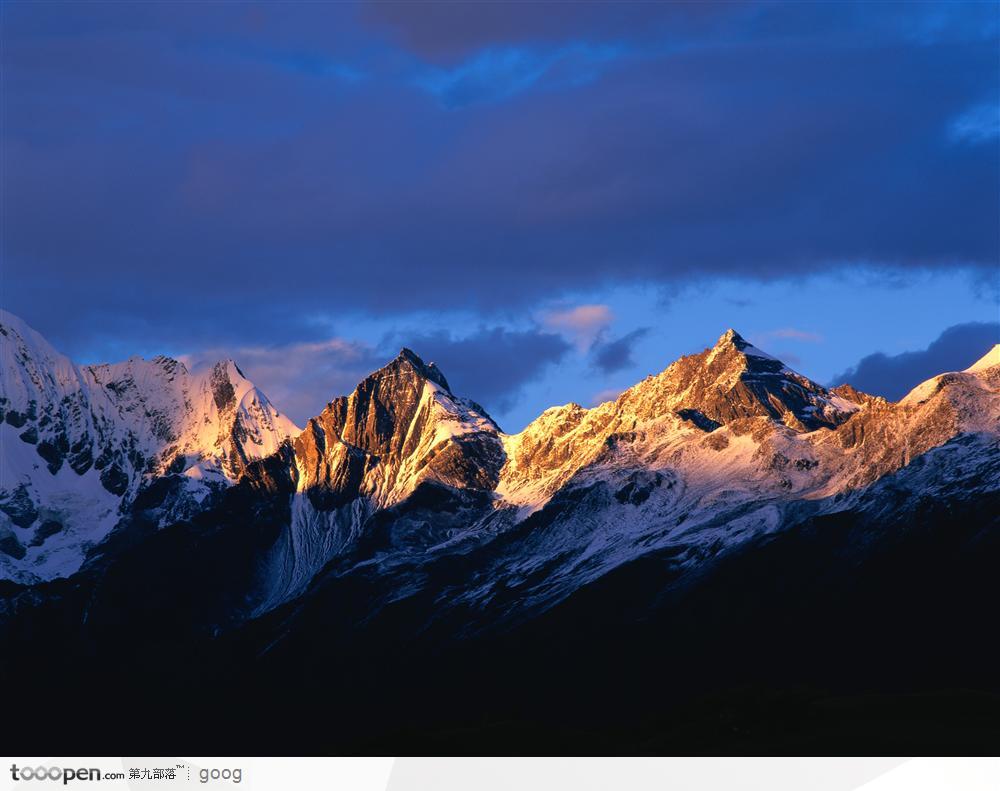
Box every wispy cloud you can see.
[414,43,623,108]
[949,102,1000,145]
[541,304,615,350]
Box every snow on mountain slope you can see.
[4,312,997,622]
[310,332,998,625]
[0,310,299,582]
[966,344,1000,373]
[825,344,1000,491]
[233,330,999,616]
[497,330,999,517]
[288,348,502,507]
[247,348,505,608]
[496,329,862,510]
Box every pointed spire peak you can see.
[210,358,248,380]
[396,347,425,366]
[716,328,749,349]
[388,347,451,391]
[703,328,782,369]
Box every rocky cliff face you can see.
[235,331,998,618]
[634,329,859,430]
[290,348,503,508]
[496,329,861,509]
[236,347,506,608]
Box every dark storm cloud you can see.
[396,327,572,419]
[830,322,1000,401]
[1,1,997,357]
[361,1,701,61]
[590,328,650,374]
[362,1,983,63]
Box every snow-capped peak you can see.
[966,344,1000,374]
[714,328,780,361]
[633,329,860,432]
[288,347,502,512]
[898,342,1000,409]
[392,347,452,391]
[0,309,66,363]
[1,311,299,583]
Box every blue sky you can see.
[2,1,998,430]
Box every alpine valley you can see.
[2,309,999,753]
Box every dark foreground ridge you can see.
[2,435,999,754]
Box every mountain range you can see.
[1,309,998,752]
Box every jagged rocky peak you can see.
[318,347,494,454]
[394,347,451,391]
[718,327,753,348]
[291,347,504,508]
[705,328,784,375]
[497,400,602,498]
[0,311,300,582]
[830,343,1000,489]
[624,328,861,431]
